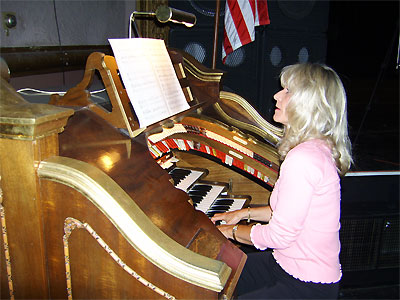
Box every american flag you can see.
[222,0,270,63]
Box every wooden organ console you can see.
[0,48,283,299]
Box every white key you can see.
[174,169,204,191]
[192,185,225,213]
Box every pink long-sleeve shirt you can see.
[250,139,342,283]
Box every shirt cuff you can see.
[250,223,268,250]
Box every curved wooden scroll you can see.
[170,49,283,146]
[214,91,284,146]
[38,156,231,293]
[170,48,224,106]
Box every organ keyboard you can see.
[189,182,227,211]
[169,167,249,218]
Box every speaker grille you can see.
[224,47,246,67]
[183,42,207,64]
[340,217,380,272]
[340,215,399,272]
[378,217,400,268]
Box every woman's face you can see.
[273,87,291,125]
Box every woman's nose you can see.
[273,90,282,101]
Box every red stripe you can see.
[156,142,168,153]
[183,140,190,151]
[223,32,232,63]
[200,144,207,153]
[227,0,252,46]
[223,28,233,55]
[233,158,240,168]
[236,160,245,170]
[166,139,177,149]
[249,0,256,17]
[257,0,270,25]
[217,149,224,161]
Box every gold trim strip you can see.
[182,57,223,82]
[0,204,14,300]
[63,217,175,299]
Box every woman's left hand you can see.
[216,224,234,239]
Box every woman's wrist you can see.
[247,207,251,223]
[232,224,239,241]
[239,208,249,221]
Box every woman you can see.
[211,63,352,299]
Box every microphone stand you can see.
[212,0,221,69]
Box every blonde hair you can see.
[277,63,353,175]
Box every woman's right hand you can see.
[211,209,245,225]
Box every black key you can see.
[209,205,231,211]
[207,212,216,218]
[191,184,212,192]
[190,195,203,204]
[171,168,191,175]
[169,169,192,185]
[214,199,234,205]
[207,209,227,214]
[189,190,208,197]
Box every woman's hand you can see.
[215,223,254,245]
[211,209,245,225]
[215,224,234,239]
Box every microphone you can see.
[129,5,196,38]
[155,6,197,27]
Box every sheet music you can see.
[109,38,190,128]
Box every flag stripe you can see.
[223,28,233,56]
[249,0,256,20]
[235,0,254,44]
[256,0,270,26]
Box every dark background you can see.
[168,0,399,172]
[326,1,399,172]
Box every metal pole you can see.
[212,0,221,69]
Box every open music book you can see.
[109,38,190,128]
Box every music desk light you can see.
[129,5,197,38]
